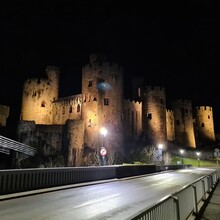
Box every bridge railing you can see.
[0,164,190,195]
[129,170,219,220]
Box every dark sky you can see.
[1,0,220,135]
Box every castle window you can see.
[208,115,210,119]
[32,91,36,97]
[41,101,45,107]
[77,104,80,112]
[202,123,204,127]
[147,113,152,120]
[104,98,109,105]
[69,106,72,113]
[93,97,97,101]
[88,119,92,127]
[62,107,65,114]
[88,80,92,87]
[176,120,180,125]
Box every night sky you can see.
[1,0,220,136]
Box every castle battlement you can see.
[24,77,50,86]
[143,86,165,96]
[196,106,213,111]
[53,94,82,105]
[82,62,123,75]
[46,66,60,74]
[166,109,173,113]
[124,99,142,105]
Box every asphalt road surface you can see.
[0,167,216,220]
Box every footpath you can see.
[195,167,220,220]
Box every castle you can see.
[17,54,216,166]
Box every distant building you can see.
[0,105,10,127]
[17,54,216,166]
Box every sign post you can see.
[100,147,107,165]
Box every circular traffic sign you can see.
[100,147,107,156]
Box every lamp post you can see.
[214,148,219,167]
[180,149,184,164]
[100,127,107,166]
[196,152,201,167]
[158,144,163,163]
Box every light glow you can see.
[100,127,108,137]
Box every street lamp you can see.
[180,149,184,164]
[100,127,108,165]
[196,152,201,167]
[158,144,163,150]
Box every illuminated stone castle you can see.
[17,54,216,166]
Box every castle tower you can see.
[131,76,145,100]
[166,109,175,141]
[142,86,167,148]
[21,66,60,124]
[81,54,124,158]
[63,119,84,166]
[195,106,215,145]
[172,99,196,148]
[124,99,142,141]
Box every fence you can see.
[0,164,189,195]
[129,170,219,220]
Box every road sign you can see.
[153,149,162,162]
[100,147,107,156]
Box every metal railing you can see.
[0,135,36,156]
[0,165,190,195]
[129,170,219,220]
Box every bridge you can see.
[0,135,36,156]
[0,165,219,219]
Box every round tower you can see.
[21,66,60,124]
[81,54,124,159]
[195,106,215,145]
[63,119,84,166]
[172,99,196,148]
[142,86,167,148]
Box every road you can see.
[0,167,216,220]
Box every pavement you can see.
[195,168,220,220]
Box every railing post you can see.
[202,179,206,200]
[172,195,181,220]
[192,185,198,214]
